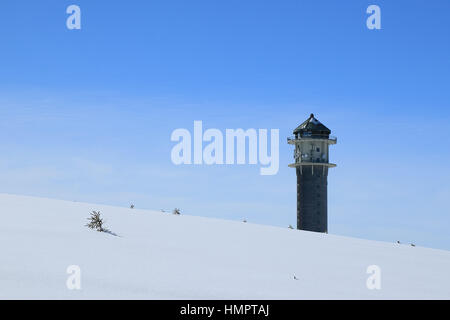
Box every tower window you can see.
[316,147,320,152]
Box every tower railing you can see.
[287,135,337,143]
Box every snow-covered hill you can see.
[0,193,449,299]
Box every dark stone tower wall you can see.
[296,166,328,233]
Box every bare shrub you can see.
[172,208,181,215]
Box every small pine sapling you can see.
[86,211,106,232]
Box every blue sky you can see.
[1,1,449,250]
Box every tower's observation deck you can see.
[287,135,337,169]
[288,114,337,233]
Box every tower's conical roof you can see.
[293,113,331,135]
